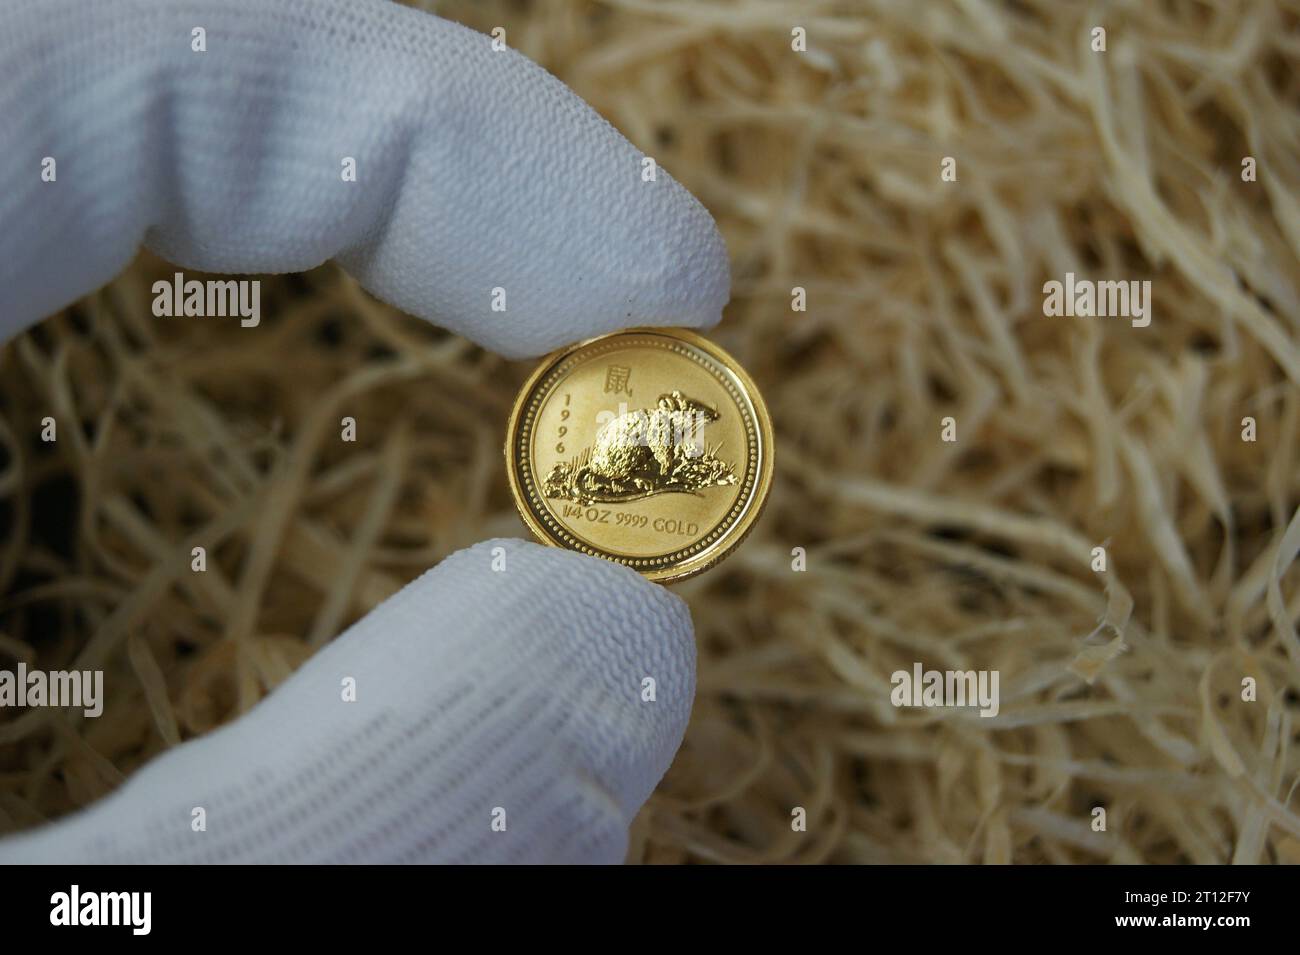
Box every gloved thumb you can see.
[0,539,695,863]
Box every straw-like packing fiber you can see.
[1,0,1298,864]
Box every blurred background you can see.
[1,0,1298,863]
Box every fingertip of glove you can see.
[428,539,697,817]
[440,538,695,673]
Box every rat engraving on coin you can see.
[506,328,774,582]
[542,389,737,505]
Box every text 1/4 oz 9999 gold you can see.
[506,328,774,582]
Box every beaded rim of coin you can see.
[505,327,774,583]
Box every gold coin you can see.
[506,328,774,582]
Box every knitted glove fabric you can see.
[0,0,729,357]
[0,540,697,863]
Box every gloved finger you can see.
[0,0,730,358]
[0,539,695,864]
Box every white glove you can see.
[0,0,730,863]
[0,540,696,863]
[0,0,728,352]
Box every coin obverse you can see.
[506,328,775,582]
